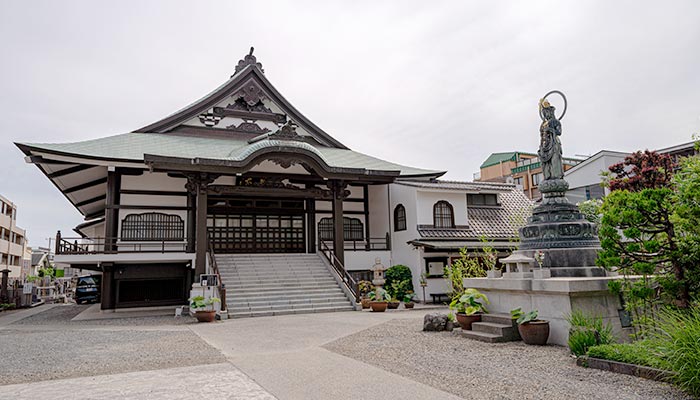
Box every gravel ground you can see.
[323,318,690,400]
[0,328,226,385]
[11,304,198,326]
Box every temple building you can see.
[16,49,531,314]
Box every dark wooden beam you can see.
[75,194,106,207]
[64,177,108,194]
[103,171,121,253]
[363,184,370,249]
[186,191,196,253]
[207,184,332,200]
[107,205,192,211]
[305,192,316,254]
[330,180,346,265]
[120,189,188,197]
[47,164,94,178]
[314,210,366,215]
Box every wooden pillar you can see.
[104,169,121,253]
[186,191,196,253]
[306,197,316,254]
[363,184,370,250]
[186,173,217,278]
[330,180,346,265]
[100,263,115,310]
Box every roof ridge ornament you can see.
[234,47,264,76]
[247,120,305,144]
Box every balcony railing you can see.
[56,232,188,255]
[321,234,391,251]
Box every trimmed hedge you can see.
[384,265,413,300]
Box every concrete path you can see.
[190,309,461,400]
[0,363,276,400]
[0,304,57,329]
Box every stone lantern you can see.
[500,253,535,279]
[371,258,386,290]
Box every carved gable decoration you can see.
[269,121,304,141]
[212,78,287,124]
[198,112,223,127]
[225,121,271,135]
[233,47,264,75]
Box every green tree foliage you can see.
[598,150,691,311]
[577,199,603,224]
[384,265,413,300]
[671,156,700,298]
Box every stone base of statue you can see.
[518,178,607,277]
[463,177,627,345]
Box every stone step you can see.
[228,295,349,307]
[219,269,330,275]
[224,277,338,286]
[230,305,354,318]
[229,288,345,300]
[480,313,515,325]
[454,329,508,343]
[227,281,340,290]
[229,291,347,302]
[230,283,341,293]
[471,321,516,337]
[229,300,352,313]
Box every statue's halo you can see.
[539,90,567,121]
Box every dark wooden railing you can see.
[324,233,391,251]
[207,233,226,312]
[319,240,360,303]
[55,231,188,255]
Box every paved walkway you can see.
[189,310,461,400]
[0,306,457,399]
[0,363,275,400]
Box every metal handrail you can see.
[319,240,360,302]
[207,233,226,312]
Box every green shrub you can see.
[649,307,700,397]
[384,265,413,299]
[566,310,615,356]
[587,342,664,369]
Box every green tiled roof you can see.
[20,132,444,178]
[480,152,518,169]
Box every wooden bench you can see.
[430,293,450,304]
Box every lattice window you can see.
[394,204,406,232]
[121,213,185,241]
[433,201,454,228]
[318,217,364,241]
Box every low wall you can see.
[463,276,625,346]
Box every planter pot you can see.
[370,301,388,312]
[387,301,400,309]
[194,310,217,323]
[518,320,550,345]
[455,313,481,330]
[404,302,415,309]
[486,270,502,279]
[360,298,371,309]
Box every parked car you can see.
[75,275,101,304]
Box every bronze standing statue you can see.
[538,98,564,180]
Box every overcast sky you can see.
[1,1,699,248]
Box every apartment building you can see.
[0,194,29,278]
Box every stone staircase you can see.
[456,313,522,343]
[216,253,355,318]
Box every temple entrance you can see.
[207,197,306,253]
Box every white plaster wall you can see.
[368,184,390,239]
[416,191,468,226]
[388,183,423,298]
[344,250,391,271]
[121,172,188,192]
[566,154,626,190]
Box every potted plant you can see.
[387,281,401,309]
[449,288,489,330]
[190,295,220,322]
[403,291,416,309]
[368,288,390,312]
[511,307,549,345]
[358,280,374,309]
